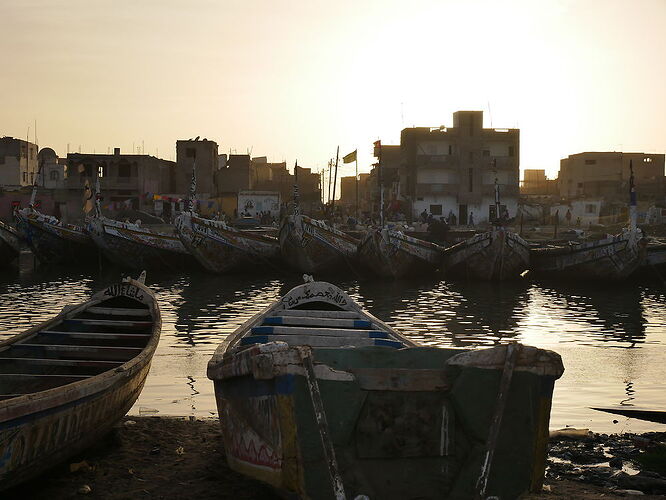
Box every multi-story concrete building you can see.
[521,169,558,196]
[0,136,39,189]
[558,152,665,202]
[66,148,175,218]
[37,147,66,189]
[175,138,219,196]
[400,110,519,224]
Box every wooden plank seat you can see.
[263,316,374,329]
[251,326,388,338]
[39,331,152,341]
[4,344,142,362]
[273,310,361,319]
[64,318,153,328]
[86,307,151,317]
[240,335,403,348]
[0,358,123,368]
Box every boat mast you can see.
[629,159,637,230]
[327,159,332,206]
[188,156,197,213]
[94,175,101,217]
[331,146,339,214]
[29,157,43,208]
[493,158,501,224]
[293,160,300,216]
[377,140,384,228]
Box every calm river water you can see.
[1,265,665,434]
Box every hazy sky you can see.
[2,0,665,179]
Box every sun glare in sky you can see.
[2,0,665,179]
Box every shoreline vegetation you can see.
[6,417,666,499]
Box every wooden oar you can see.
[297,346,346,500]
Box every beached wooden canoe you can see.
[208,280,564,500]
[175,212,280,273]
[279,214,359,274]
[15,207,96,265]
[530,229,647,280]
[357,228,444,278]
[87,215,198,270]
[0,274,161,491]
[442,226,530,280]
[0,221,20,266]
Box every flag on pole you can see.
[343,150,357,163]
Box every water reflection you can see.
[0,267,665,432]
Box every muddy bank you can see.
[5,418,666,499]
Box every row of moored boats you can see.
[0,203,656,281]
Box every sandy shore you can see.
[4,417,665,499]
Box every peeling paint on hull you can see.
[175,213,279,273]
[443,228,530,281]
[358,228,443,279]
[278,215,359,274]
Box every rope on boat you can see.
[475,342,521,499]
[297,346,347,500]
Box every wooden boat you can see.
[442,226,530,280]
[175,211,280,273]
[591,407,666,425]
[87,215,198,270]
[14,207,96,265]
[357,227,444,278]
[208,280,564,500]
[0,221,20,266]
[0,274,160,491]
[279,214,359,274]
[530,229,647,280]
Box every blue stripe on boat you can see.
[240,335,269,345]
[251,326,274,334]
[368,331,389,339]
[353,320,372,328]
[374,339,403,348]
[263,317,283,325]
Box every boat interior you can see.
[239,301,406,349]
[0,296,154,401]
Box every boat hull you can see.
[87,217,198,270]
[358,228,443,278]
[278,215,359,274]
[175,213,279,273]
[0,222,20,266]
[530,231,646,280]
[15,209,95,265]
[443,228,530,280]
[210,343,562,500]
[0,277,160,490]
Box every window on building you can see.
[22,172,27,182]
[585,204,597,214]
[448,145,452,155]
[469,168,473,192]
[430,204,442,215]
[50,170,59,181]
[644,158,653,163]
[98,165,105,178]
[416,197,424,201]
[483,150,490,157]
[508,146,515,157]
[118,163,131,177]
[577,182,583,188]
[186,148,196,158]
[585,159,596,165]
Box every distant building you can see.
[37,147,66,189]
[521,169,558,196]
[175,138,219,196]
[0,136,39,189]
[558,152,665,202]
[400,110,519,224]
[66,148,175,219]
[216,154,252,194]
[340,173,372,214]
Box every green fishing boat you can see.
[208,280,564,499]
